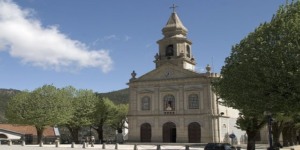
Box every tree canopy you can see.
[213,0,300,116]
[4,84,129,144]
[212,1,300,149]
[6,85,73,143]
[92,97,117,143]
[62,86,98,143]
[108,103,128,131]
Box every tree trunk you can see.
[246,130,257,150]
[297,130,300,145]
[272,121,283,148]
[282,125,289,147]
[282,122,295,147]
[35,126,45,144]
[287,126,293,146]
[292,127,297,145]
[95,125,104,143]
[93,118,105,144]
[67,126,80,144]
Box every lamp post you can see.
[264,111,273,150]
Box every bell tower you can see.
[154,6,196,71]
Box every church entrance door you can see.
[188,122,201,143]
[140,123,151,142]
[163,122,176,143]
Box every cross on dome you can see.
[170,4,178,13]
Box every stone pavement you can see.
[0,144,299,150]
[0,144,201,150]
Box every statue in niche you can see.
[166,101,173,110]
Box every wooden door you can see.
[140,123,151,142]
[163,122,176,143]
[188,122,201,143]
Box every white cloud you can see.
[92,35,131,46]
[145,44,152,48]
[0,0,113,73]
[102,35,118,41]
[124,35,131,41]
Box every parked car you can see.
[204,143,236,150]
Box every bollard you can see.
[115,143,118,149]
[55,140,59,147]
[8,140,12,146]
[157,144,161,150]
[39,141,43,147]
[91,136,95,147]
[22,140,25,146]
[185,145,189,150]
[71,142,75,148]
[134,144,138,150]
[102,143,106,149]
[82,142,86,148]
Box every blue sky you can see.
[0,0,286,93]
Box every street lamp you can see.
[264,111,273,150]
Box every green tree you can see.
[5,91,31,123]
[236,114,265,150]
[212,1,300,149]
[92,97,116,143]
[63,87,97,143]
[108,104,128,133]
[0,89,20,122]
[280,113,300,146]
[6,85,72,144]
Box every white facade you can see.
[218,105,247,144]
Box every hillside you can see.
[0,89,20,122]
[97,88,129,104]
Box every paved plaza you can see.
[0,144,299,150]
[0,144,200,150]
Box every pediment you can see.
[134,63,204,82]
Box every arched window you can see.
[188,94,199,109]
[141,96,150,110]
[186,45,191,58]
[164,94,175,110]
[166,45,174,57]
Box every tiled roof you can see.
[0,124,56,136]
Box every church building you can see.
[127,8,246,143]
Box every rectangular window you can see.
[141,96,150,110]
[189,94,199,109]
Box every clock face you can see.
[165,72,170,77]
[164,70,172,78]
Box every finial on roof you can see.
[170,4,178,13]
[206,64,211,73]
[131,70,136,79]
